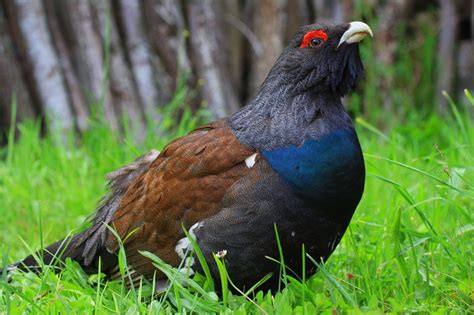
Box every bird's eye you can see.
[310,38,323,47]
[300,30,328,48]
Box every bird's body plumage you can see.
[8,21,371,291]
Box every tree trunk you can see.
[0,3,35,137]
[43,0,89,132]
[437,0,459,110]
[222,0,245,101]
[312,0,346,23]
[247,0,287,97]
[7,0,74,131]
[143,0,190,92]
[187,0,240,117]
[374,0,412,112]
[56,0,118,130]
[117,0,164,118]
[457,41,474,104]
[91,0,146,139]
[286,0,310,42]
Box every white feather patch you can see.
[185,257,195,267]
[189,222,202,239]
[245,153,258,168]
[175,222,202,262]
[178,256,196,275]
[175,237,190,260]
[178,256,196,276]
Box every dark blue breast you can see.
[261,128,364,203]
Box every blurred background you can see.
[0,0,473,143]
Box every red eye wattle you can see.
[300,30,328,48]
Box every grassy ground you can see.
[0,92,473,313]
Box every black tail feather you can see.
[4,232,117,277]
[17,234,83,273]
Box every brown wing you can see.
[104,120,257,277]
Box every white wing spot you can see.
[291,231,296,237]
[245,153,258,168]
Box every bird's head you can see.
[230,22,373,149]
[266,21,373,97]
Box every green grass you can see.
[0,92,473,313]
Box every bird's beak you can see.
[337,21,373,48]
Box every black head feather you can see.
[264,22,365,98]
[230,22,369,150]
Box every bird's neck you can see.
[229,88,353,150]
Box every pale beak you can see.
[337,21,373,48]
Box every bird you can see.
[3,21,371,292]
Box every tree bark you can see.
[91,0,146,139]
[44,0,89,132]
[223,0,245,101]
[7,0,74,131]
[56,0,118,130]
[247,0,287,97]
[117,0,165,117]
[374,0,412,112]
[437,0,459,110]
[286,0,309,42]
[312,0,346,23]
[0,3,35,135]
[457,41,474,104]
[143,0,190,93]
[187,0,240,117]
